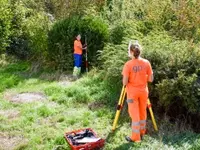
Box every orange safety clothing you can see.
[122,57,153,142]
[74,40,83,55]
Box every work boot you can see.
[141,129,148,140]
[125,136,133,142]
[125,136,141,143]
[73,67,79,79]
[77,67,81,76]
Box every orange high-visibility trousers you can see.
[127,90,148,142]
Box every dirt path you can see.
[4,92,46,103]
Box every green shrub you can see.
[160,0,200,42]
[100,30,200,115]
[23,11,50,59]
[110,23,125,44]
[47,15,109,71]
[0,0,13,52]
[156,72,199,113]
[6,1,51,60]
[109,21,143,44]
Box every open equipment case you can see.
[64,128,105,150]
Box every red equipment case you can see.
[64,128,105,150]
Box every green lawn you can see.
[0,62,200,150]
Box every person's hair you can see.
[130,44,141,59]
[75,34,81,40]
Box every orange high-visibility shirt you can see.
[122,57,153,97]
[74,40,83,55]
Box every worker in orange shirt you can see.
[73,34,87,78]
[122,42,153,143]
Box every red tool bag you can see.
[64,128,105,150]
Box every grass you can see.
[0,62,200,150]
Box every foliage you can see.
[48,15,109,71]
[0,0,13,52]
[6,0,51,60]
[100,30,200,116]
[1,0,200,135]
[44,0,106,19]
[101,0,200,41]
[161,0,200,41]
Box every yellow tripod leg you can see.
[112,86,126,131]
[147,99,158,131]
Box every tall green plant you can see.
[7,0,51,60]
[0,0,12,52]
[48,15,109,71]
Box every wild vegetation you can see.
[0,0,200,149]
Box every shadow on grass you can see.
[114,143,137,150]
[112,119,200,150]
[105,127,121,143]
[0,62,30,92]
[161,132,200,148]
[114,132,200,150]
[0,61,65,93]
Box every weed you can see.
[37,105,54,117]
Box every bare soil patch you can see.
[0,110,20,119]
[4,92,46,103]
[0,132,28,150]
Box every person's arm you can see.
[123,76,128,86]
[147,61,153,82]
[77,42,87,50]
[148,74,153,82]
[82,46,87,50]
[122,63,129,86]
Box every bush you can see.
[141,32,200,114]
[23,11,50,59]
[160,0,200,42]
[156,72,200,113]
[110,23,125,44]
[47,15,109,71]
[6,1,51,60]
[99,20,143,76]
[100,30,200,116]
[109,21,143,44]
[0,0,13,52]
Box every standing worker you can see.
[73,34,87,78]
[122,42,153,143]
